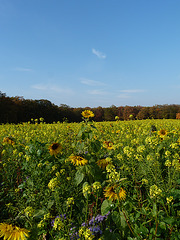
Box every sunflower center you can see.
[51,143,59,150]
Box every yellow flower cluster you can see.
[172,159,180,171]
[83,183,91,198]
[79,227,94,240]
[53,217,64,231]
[165,160,171,167]
[92,181,102,193]
[48,177,58,191]
[150,185,162,198]
[66,197,74,207]
[24,206,34,217]
[166,196,173,204]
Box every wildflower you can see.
[53,217,64,231]
[0,223,29,240]
[3,137,15,145]
[24,206,34,217]
[83,182,92,198]
[158,129,168,138]
[92,182,102,193]
[165,160,171,167]
[106,163,115,172]
[108,171,120,183]
[48,177,58,191]
[172,159,180,171]
[51,215,66,227]
[103,141,113,150]
[149,185,162,198]
[137,145,145,153]
[66,197,74,207]
[81,110,94,119]
[69,155,88,166]
[96,158,112,169]
[37,163,43,168]
[49,143,62,156]
[43,213,51,220]
[165,151,171,157]
[104,185,126,201]
[79,227,94,240]
[142,179,148,185]
[166,196,173,204]
[89,225,102,235]
[51,165,57,171]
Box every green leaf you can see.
[152,202,157,217]
[75,170,85,186]
[101,199,113,215]
[112,211,121,227]
[103,230,121,240]
[90,140,101,152]
[159,221,166,230]
[139,225,149,235]
[164,217,175,225]
[47,200,54,209]
[33,209,45,218]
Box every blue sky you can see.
[0,0,180,107]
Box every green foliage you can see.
[0,118,179,239]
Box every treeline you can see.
[0,91,180,123]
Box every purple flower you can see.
[81,222,87,227]
[89,225,102,235]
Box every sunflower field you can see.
[0,112,180,240]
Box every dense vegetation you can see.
[1,91,180,123]
[0,113,179,239]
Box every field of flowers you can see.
[0,111,180,240]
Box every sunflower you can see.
[104,185,126,201]
[81,110,94,119]
[3,137,15,145]
[49,143,62,156]
[0,223,29,240]
[158,129,168,138]
[103,141,113,150]
[69,155,88,166]
[96,158,112,169]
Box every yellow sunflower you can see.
[3,137,15,145]
[81,110,94,118]
[103,141,113,150]
[104,185,126,201]
[96,158,112,169]
[69,155,88,166]
[158,129,168,138]
[0,223,29,240]
[49,143,62,156]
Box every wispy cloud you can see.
[14,67,32,72]
[80,78,106,86]
[119,89,145,93]
[32,84,74,95]
[88,89,107,95]
[117,94,131,99]
[92,48,106,59]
